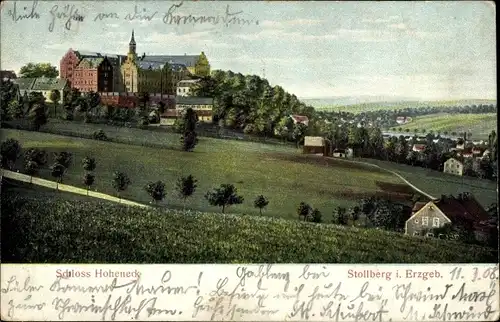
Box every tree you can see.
[24,160,39,184]
[82,156,96,172]
[0,139,21,170]
[24,148,47,168]
[138,91,150,112]
[28,103,47,131]
[83,173,95,195]
[180,108,199,152]
[51,162,65,188]
[297,202,311,221]
[54,152,72,169]
[7,100,23,119]
[157,101,166,114]
[49,89,61,118]
[311,208,322,223]
[292,123,307,148]
[254,195,269,215]
[332,206,348,225]
[19,63,58,78]
[176,175,198,209]
[204,183,244,213]
[144,181,166,204]
[112,171,131,200]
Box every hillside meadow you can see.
[395,113,497,139]
[313,99,497,114]
[1,128,407,219]
[1,187,497,263]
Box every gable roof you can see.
[412,144,426,151]
[137,60,188,72]
[12,78,36,91]
[31,78,67,91]
[445,157,462,165]
[433,194,490,228]
[290,115,309,124]
[77,57,105,69]
[176,97,213,105]
[140,55,200,67]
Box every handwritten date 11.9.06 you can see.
[450,266,499,282]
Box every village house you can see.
[13,77,68,105]
[290,115,309,126]
[175,97,214,123]
[443,158,464,176]
[412,144,426,152]
[159,109,181,126]
[303,136,328,155]
[176,79,200,97]
[405,193,494,242]
[396,116,411,125]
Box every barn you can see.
[303,136,331,156]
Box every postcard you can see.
[0,0,498,321]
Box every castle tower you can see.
[127,30,137,61]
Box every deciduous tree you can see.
[253,195,269,215]
[176,175,198,209]
[205,184,244,213]
[19,63,58,78]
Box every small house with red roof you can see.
[405,193,494,242]
[290,115,309,126]
[412,144,426,152]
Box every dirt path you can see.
[1,169,151,208]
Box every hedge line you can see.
[1,195,497,263]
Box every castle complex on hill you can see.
[59,30,211,95]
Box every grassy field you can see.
[1,128,410,220]
[314,99,496,114]
[394,113,497,139]
[355,158,497,207]
[2,187,497,263]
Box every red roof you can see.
[413,144,426,151]
[412,201,427,213]
[160,110,179,117]
[434,194,490,229]
[291,115,309,123]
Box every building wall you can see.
[405,202,451,236]
[443,158,463,176]
[60,50,80,85]
[121,58,139,93]
[97,59,114,92]
[73,67,98,93]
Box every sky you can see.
[0,0,496,100]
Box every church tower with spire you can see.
[127,30,137,61]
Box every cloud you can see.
[259,19,323,28]
[362,16,400,24]
[142,31,234,49]
[210,54,333,65]
[388,23,407,30]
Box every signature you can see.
[48,4,85,32]
[7,0,40,22]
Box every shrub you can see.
[92,129,108,141]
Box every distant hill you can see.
[301,97,497,114]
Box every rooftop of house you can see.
[137,61,187,72]
[77,57,105,69]
[31,77,67,91]
[413,144,426,150]
[176,97,213,105]
[413,193,490,228]
[12,78,37,90]
[290,115,309,123]
[139,54,201,67]
[178,79,200,86]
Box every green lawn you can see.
[2,192,497,263]
[355,158,497,207]
[2,128,405,220]
[393,113,496,139]
[315,99,496,114]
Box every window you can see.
[432,217,440,227]
[426,232,434,237]
[456,165,459,168]
[413,231,419,236]
[422,217,429,226]
[414,219,419,224]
